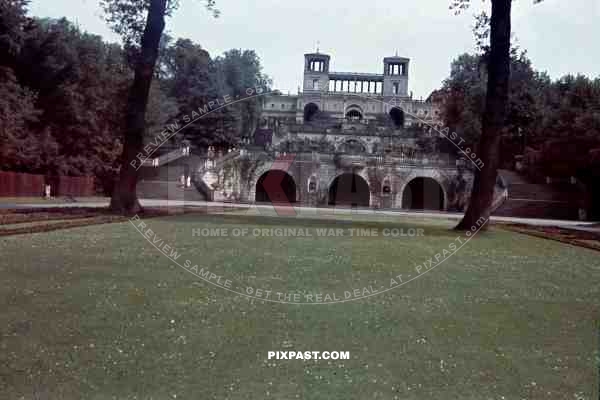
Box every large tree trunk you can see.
[455,0,511,230]
[110,0,167,214]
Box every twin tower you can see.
[302,52,410,99]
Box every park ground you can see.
[0,209,599,399]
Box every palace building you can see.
[260,52,441,129]
[139,51,507,212]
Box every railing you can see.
[195,147,466,180]
[141,146,191,167]
[326,90,384,96]
[197,150,242,174]
[212,150,241,168]
[268,93,298,98]
[333,153,458,168]
[329,71,384,79]
[228,150,460,168]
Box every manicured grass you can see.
[0,212,599,399]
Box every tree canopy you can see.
[0,3,128,191]
[0,1,269,196]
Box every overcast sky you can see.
[29,0,599,99]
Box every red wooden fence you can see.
[0,171,95,197]
[0,171,45,197]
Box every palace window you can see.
[382,178,391,194]
[308,176,318,193]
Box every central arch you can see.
[345,109,363,121]
[255,170,297,203]
[389,108,405,128]
[402,177,444,211]
[345,104,364,121]
[304,103,319,122]
[328,173,370,207]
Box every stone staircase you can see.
[141,147,190,167]
[193,150,244,201]
[138,144,244,202]
[493,170,583,220]
[136,180,207,202]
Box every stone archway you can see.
[346,109,363,121]
[345,104,364,121]
[328,173,370,207]
[255,170,297,203]
[401,177,444,211]
[389,108,404,128]
[304,103,319,122]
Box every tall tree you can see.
[0,0,31,68]
[160,38,215,147]
[0,0,40,171]
[0,66,41,171]
[16,17,128,184]
[440,51,547,166]
[453,0,514,230]
[212,49,271,145]
[104,0,168,213]
[441,53,487,149]
[101,0,218,213]
[157,41,271,150]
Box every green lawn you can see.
[0,212,599,399]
